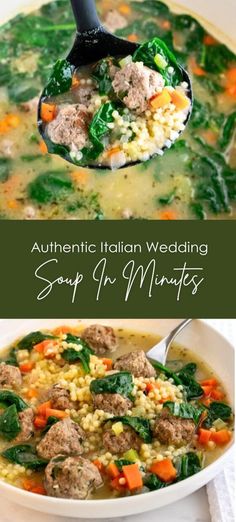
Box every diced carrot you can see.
[203,35,217,46]
[106,146,122,157]
[226,85,236,97]
[33,416,47,429]
[201,129,218,146]
[161,20,171,30]
[200,379,218,387]
[127,33,138,42]
[202,385,214,397]
[210,388,225,401]
[41,102,57,123]
[160,210,177,220]
[7,199,19,210]
[34,341,47,353]
[150,88,171,109]
[189,57,206,77]
[6,114,20,128]
[71,75,80,89]
[53,325,76,335]
[39,140,48,154]
[171,89,190,110]
[37,400,52,417]
[200,397,212,407]
[26,389,39,399]
[93,460,105,472]
[110,475,126,491]
[225,67,236,86]
[123,463,143,490]
[210,429,231,445]
[71,170,88,185]
[23,479,46,495]
[34,340,57,358]
[149,458,177,482]
[101,358,113,371]
[198,428,212,445]
[119,4,131,15]
[19,362,34,373]
[146,382,155,393]
[106,462,120,479]
[45,408,68,420]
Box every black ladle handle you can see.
[70,0,101,33]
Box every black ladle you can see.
[38,0,192,170]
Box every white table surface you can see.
[1,320,235,522]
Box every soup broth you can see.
[0,324,233,500]
[0,0,236,220]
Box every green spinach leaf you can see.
[43,59,73,98]
[203,401,232,428]
[0,391,28,412]
[92,59,113,96]
[133,37,182,86]
[61,334,94,373]
[144,473,167,490]
[28,170,73,204]
[164,401,204,424]
[18,331,56,350]
[0,158,11,182]
[219,112,236,150]
[0,404,21,440]
[90,372,134,400]
[0,347,18,367]
[175,452,202,480]
[2,444,48,469]
[109,416,152,443]
[89,102,116,157]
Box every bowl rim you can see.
[0,319,234,509]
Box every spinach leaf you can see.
[191,202,206,220]
[28,170,73,204]
[173,15,204,52]
[219,112,236,150]
[90,372,134,400]
[89,102,116,158]
[192,156,230,214]
[150,360,183,386]
[199,44,235,74]
[43,59,73,98]
[109,416,152,443]
[115,459,133,471]
[18,331,56,350]
[2,444,48,469]
[133,37,182,86]
[175,452,202,480]
[144,473,167,490]
[158,191,175,206]
[92,59,113,96]
[8,73,39,103]
[0,404,21,440]
[0,158,11,182]
[131,1,171,18]
[0,391,28,412]
[164,401,204,424]
[152,360,203,400]
[178,363,197,377]
[61,334,94,373]
[42,416,59,434]
[0,347,18,367]
[203,401,232,428]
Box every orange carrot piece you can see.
[41,102,57,123]
[198,428,212,445]
[210,388,225,401]
[123,464,143,490]
[106,146,122,157]
[23,479,46,495]
[161,20,171,30]
[202,385,214,397]
[119,4,131,15]
[189,57,206,77]
[26,389,39,399]
[93,460,105,472]
[37,400,52,417]
[39,140,48,154]
[53,325,76,335]
[203,35,217,46]
[200,379,218,387]
[101,358,113,371]
[171,89,190,110]
[110,475,126,491]
[7,200,19,210]
[210,430,231,445]
[127,33,138,42]
[146,382,155,393]
[150,88,171,109]
[71,75,80,89]
[33,416,47,429]
[19,362,34,373]
[149,458,177,482]
[106,462,120,479]
[160,210,177,220]
[226,85,236,97]
[45,408,68,420]
[225,67,236,86]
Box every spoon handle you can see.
[164,319,192,356]
[70,0,101,33]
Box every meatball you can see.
[103,426,141,454]
[45,384,73,410]
[14,408,34,443]
[44,455,103,499]
[112,62,165,114]
[153,411,195,446]
[104,9,127,32]
[74,85,95,107]
[82,324,118,355]
[0,363,22,389]
[47,103,90,151]
[93,393,132,416]
[114,350,155,378]
[37,418,85,460]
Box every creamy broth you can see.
[0,325,233,499]
[0,0,236,219]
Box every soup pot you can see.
[0,318,234,518]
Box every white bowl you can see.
[0,319,234,518]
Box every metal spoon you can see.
[147,319,192,365]
[38,0,192,169]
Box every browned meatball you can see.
[103,426,141,454]
[37,418,85,460]
[153,411,195,446]
[45,385,73,410]
[0,363,22,389]
[112,62,165,114]
[47,104,90,151]
[14,408,34,443]
[44,455,103,499]
[82,324,118,355]
[114,350,155,378]
[93,393,132,416]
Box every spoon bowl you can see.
[147,319,192,365]
[38,0,193,170]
